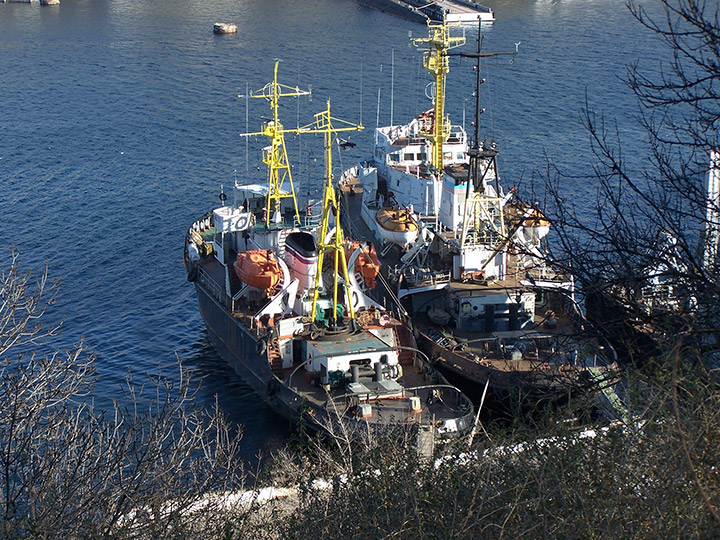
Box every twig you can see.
[670,338,720,526]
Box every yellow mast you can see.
[298,101,363,324]
[412,14,465,173]
[240,60,310,227]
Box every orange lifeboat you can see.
[348,240,380,290]
[376,207,418,233]
[323,240,381,290]
[375,206,419,247]
[233,250,282,294]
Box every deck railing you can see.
[196,265,229,310]
[460,229,502,247]
[323,383,468,408]
[400,269,451,287]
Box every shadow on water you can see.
[183,331,293,466]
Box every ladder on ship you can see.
[275,228,289,258]
[267,336,284,377]
[392,324,416,366]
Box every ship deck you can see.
[340,175,569,292]
[276,358,468,425]
[195,247,469,427]
[197,250,293,334]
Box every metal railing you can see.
[196,265,230,310]
[400,269,451,287]
[323,383,471,411]
[460,229,502,247]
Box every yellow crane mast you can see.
[412,14,465,173]
[298,101,363,324]
[240,60,310,227]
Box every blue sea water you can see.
[0,0,667,459]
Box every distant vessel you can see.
[412,0,495,23]
[213,23,237,34]
[341,17,619,408]
[356,0,428,23]
[184,62,475,442]
[356,0,494,24]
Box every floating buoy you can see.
[213,22,237,34]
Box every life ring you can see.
[256,338,267,357]
[186,265,199,282]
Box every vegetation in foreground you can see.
[268,358,719,539]
[1,256,718,538]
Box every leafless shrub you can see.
[261,353,718,538]
[0,250,251,538]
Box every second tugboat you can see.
[184,62,474,444]
[341,17,620,409]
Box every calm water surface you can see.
[0,0,666,458]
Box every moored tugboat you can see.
[184,62,475,445]
[340,17,620,410]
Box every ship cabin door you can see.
[292,339,306,365]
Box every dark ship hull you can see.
[185,228,475,440]
[192,267,300,421]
